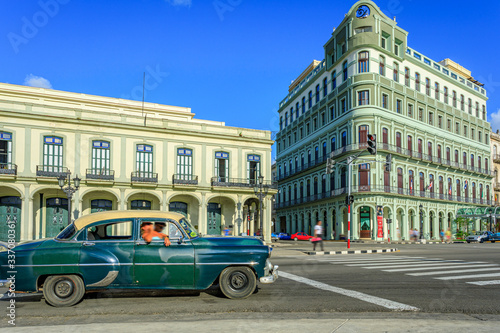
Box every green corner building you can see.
[275,1,492,241]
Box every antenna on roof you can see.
[142,72,147,126]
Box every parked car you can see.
[291,232,313,241]
[278,233,291,240]
[466,231,500,243]
[0,211,278,307]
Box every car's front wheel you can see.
[43,275,85,307]
[219,266,257,299]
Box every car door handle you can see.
[83,242,95,246]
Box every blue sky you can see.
[2,0,500,141]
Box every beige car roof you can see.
[74,210,186,230]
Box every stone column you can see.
[326,209,333,240]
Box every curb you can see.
[368,241,464,245]
[304,248,399,255]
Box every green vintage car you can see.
[0,211,278,307]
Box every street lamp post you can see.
[254,174,269,240]
[58,174,81,224]
[419,204,423,240]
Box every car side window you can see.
[167,222,183,241]
[87,221,133,241]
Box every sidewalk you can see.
[269,240,398,256]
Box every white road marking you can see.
[384,264,497,273]
[280,271,419,311]
[360,262,486,270]
[467,280,500,286]
[407,267,500,276]
[318,256,424,262]
[347,260,442,266]
[436,273,500,280]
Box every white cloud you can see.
[490,109,500,133]
[166,0,192,7]
[24,74,52,89]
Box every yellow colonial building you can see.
[0,82,276,242]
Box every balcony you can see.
[36,165,69,178]
[0,163,17,175]
[86,168,115,181]
[131,171,158,183]
[173,174,198,186]
[211,177,277,189]
[276,185,493,209]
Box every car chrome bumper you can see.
[260,265,279,284]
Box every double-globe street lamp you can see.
[58,173,81,224]
[254,175,269,240]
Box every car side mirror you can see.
[177,237,185,244]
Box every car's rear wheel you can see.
[294,237,298,241]
[43,275,85,307]
[219,266,256,299]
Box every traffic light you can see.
[385,153,392,172]
[345,195,354,206]
[367,134,377,155]
[325,158,336,174]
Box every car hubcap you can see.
[54,280,74,298]
[229,272,248,290]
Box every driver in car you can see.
[141,222,171,246]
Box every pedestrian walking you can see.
[445,228,452,243]
[440,229,445,243]
[312,220,324,251]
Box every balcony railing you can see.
[277,155,328,181]
[211,177,277,189]
[131,171,158,183]
[36,165,69,178]
[0,163,17,175]
[86,168,115,181]
[275,185,493,209]
[493,154,500,163]
[173,174,198,185]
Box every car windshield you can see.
[179,218,199,239]
[56,223,78,240]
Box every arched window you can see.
[358,51,369,73]
[343,61,348,81]
[415,72,420,91]
[425,78,430,96]
[404,67,410,86]
[323,77,328,97]
[397,168,403,194]
[302,97,306,114]
[315,84,320,103]
[284,112,288,127]
[453,91,457,107]
[322,142,327,158]
[444,86,448,104]
[393,62,399,82]
[409,170,414,195]
[435,82,439,100]
[379,56,385,76]
[307,150,311,164]
[332,71,337,90]
[471,154,474,168]
[331,137,336,152]
[308,91,312,108]
[296,102,299,119]
[341,131,347,147]
[290,108,293,122]
[463,152,467,166]
[382,127,389,145]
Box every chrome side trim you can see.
[197,262,258,266]
[135,263,193,266]
[87,271,119,287]
[9,263,132,268]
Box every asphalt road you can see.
[2,242,500,329]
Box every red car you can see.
[291,232,313,241]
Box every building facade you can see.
[275,1,492,240]
[491,131,500,206]
[0,82,276,242]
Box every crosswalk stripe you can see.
[361,262,486,270]
[436,273,500,280]
[347,260,446,266]
[384,264,497,273]
[407,267,500,276]
[320,257,426,263]
[467,280,500,286]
